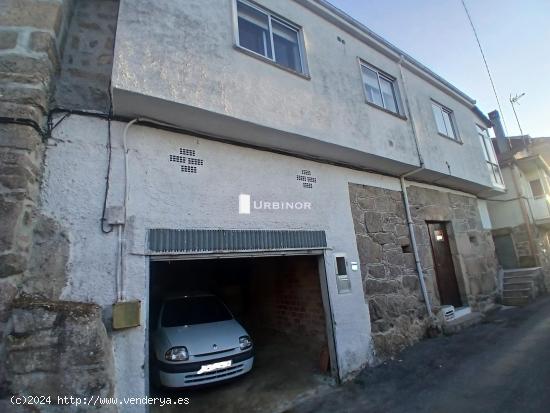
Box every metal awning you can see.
[148,229,327,255]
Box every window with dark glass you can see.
[360,63,400,114]
[530,179,544,198]
[236,0,305,74]
[477,125,504,186]
[432,101,458,140]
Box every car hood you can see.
[160,319,248,355]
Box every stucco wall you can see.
[41,114,414,403]
[111,0,494,189]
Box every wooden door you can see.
[427,222,462,307]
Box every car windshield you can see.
[161,296,233,327]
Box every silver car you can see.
[151,293,254,388]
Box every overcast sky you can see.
[329,0,550,137]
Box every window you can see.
[530,179,544,198]
[432,101,458,140]
[236,0,305,74]
[477,125,504,186]
[360,63,400,114]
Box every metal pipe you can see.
[119,118,140,302]
[400,171,433,318]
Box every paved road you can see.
[289,297,550,413]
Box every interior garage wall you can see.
[249,256,326,345]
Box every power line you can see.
[461,0,509,135]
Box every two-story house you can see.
[1,0,507,409]
[486,119,550,304]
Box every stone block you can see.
[365,279,399,295]
[0,0,64,34]
[30,30,59,68]
[368,264,387,279]
[0,30,17,49]
[7,346,58,374]
[0,279,17,321]
[373,232,395,245]
[7,328,59,350]
[0,252,26,277]
[365,211,384,233]
[0,198,22,251]
[11,307,57,334]
[402,275,419,292]
[357,195,375,211]
[0,54,52,84]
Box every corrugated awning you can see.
[148,229,327,255]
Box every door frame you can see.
[426,221,465,308]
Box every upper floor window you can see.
[432,101,458,140]
[360,63,400,115]
[477,125,504,187]
[529,179,544,198]
[236,0,305,74]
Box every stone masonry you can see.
[349,183,498,359]
[0,1,118,409]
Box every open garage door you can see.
[148,254,336,412]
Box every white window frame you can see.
[359,61,402,116]
[233,0,308,76]
[477,124,504,187]
[432,101,459,141]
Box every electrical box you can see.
[105,206,125,225]
[112,300,141,330]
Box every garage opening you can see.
[148,254,335,412]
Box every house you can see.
[0,0,506,409]
[486,115,550,304]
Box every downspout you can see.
[118,118,140,302]
[510,162,539,266]
[398,56,433,317]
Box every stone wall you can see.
[349,183,499,358]
[349,184,428,359]
[55,0,119,111]
[0,0,118,408]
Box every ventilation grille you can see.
[170,148,204,174]
[296,169,317,189]
[148,229,328,254]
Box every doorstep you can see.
[442,309,482,335]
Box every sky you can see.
[329,0,550,137]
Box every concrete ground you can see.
[288,296,550,413]
[154,331,333,413]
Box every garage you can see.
[147,229,337,412]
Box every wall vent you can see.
[296,169,317,189]
[170,148,204,174]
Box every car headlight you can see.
[239,335,252,350]
[165,346,188,361]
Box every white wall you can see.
[41,115,401,407]
[112,0,495,190]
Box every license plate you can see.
[196,360,232,375]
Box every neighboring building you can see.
[486,117,550,303]
[1,0,506,410]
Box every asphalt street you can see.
[289,297,550,413]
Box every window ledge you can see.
[233,44,311,80]
[365,100,407,121]
[437,132,463,145]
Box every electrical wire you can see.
[100,83,115,234]
[461,0,509,135]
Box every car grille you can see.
[184,363,245,384]
[193,347,235,358]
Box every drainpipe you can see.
[400,170,432,318]
[118,118,140,302]
[510,162,539,266]
[397,56,432,317]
